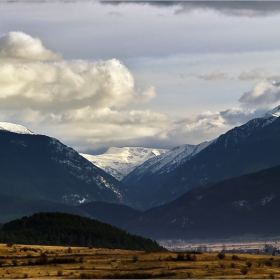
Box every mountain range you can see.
[1,106,280,241]
[121,105,280,209]
[122,141,211,209]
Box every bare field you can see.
[0,243,280,278]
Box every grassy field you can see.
[0,243,280,278]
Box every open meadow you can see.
[0,244,280,278]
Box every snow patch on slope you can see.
[103,166,125,181]
[261,194,276,205]
[80,147,168,180]
[232,199,251,210]
[0,122,34,135]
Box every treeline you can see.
[0,212,166,252]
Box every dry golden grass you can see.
[0,243,280,278]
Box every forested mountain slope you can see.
[125,164,280,240]
[0,124,129,206]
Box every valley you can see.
[0,243,280,279]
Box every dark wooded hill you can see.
[0,212,166,251]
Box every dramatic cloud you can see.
[0,59,157,112]
[0,32,156,114]
[0,32,61,62]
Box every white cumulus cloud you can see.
[0,32,156,113]
[0,32,61,62]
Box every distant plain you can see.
[160,237,280,252]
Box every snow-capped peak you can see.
[0,122,34,135]
[80,147,168,180]
[261,105,280,119]
[104,147,166,161]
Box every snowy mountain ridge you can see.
[262,105,280,119]
[142,141,212,175]
[219,105,280,151]
[123,105,280,187]
[122,141,212,186]
[80,147,168,181]
[0,122,34,135]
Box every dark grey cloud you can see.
[6,0,280,17]
[101,1,280,17]
[101,1,180,7]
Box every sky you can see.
[1,1,280,154]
